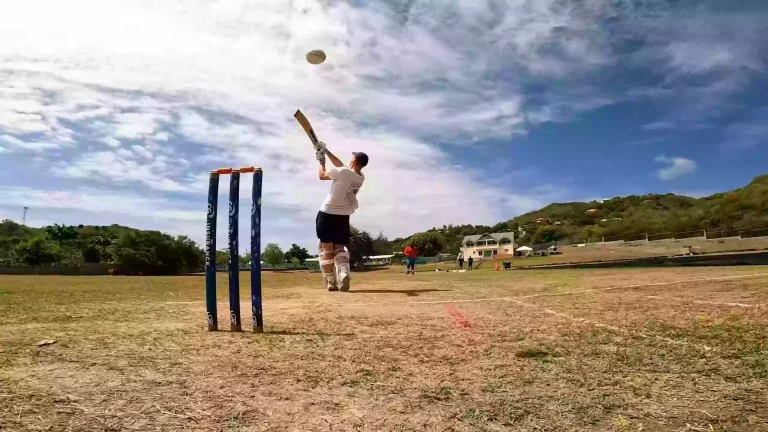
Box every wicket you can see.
[205,166,264,333]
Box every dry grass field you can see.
[1,265,767,431]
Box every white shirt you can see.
[320,167,364,215]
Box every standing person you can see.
[403,244,418,275]
[457,255,464,270]
[316,143,368,291]
[467,256,474,271]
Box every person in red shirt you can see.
[403,245,418,275]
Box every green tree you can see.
[110,231,204,275]
[404,231,446,257]
[82,245,101,263]
[372,231,391,255]
[284,243,310,264]
[0,219,37,239]
[532,225,568,244]
[83,235,113,262]
[216,250,228,267]
[262,243,285,270]
[14,236,63,266]
[44,224,79,247]
[348,227,374,267]
[0,236,23,261]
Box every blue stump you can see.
[228,171,242,332]
[205,172,219,331]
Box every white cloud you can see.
[100,136,122,148]
[52,150,193,193]
[0,134,61,152]
[722,109,768,150]
[0,186,198,221]
[726,123,768,150]
[0,1,623,144]
[130,145,154,159]
[655,155,697,181]
[112,111,170,140]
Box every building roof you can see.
[461,232,515,244]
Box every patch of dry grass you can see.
[1,266,767,431]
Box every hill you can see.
[413,174,768,253]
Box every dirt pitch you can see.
[1,266,767,431]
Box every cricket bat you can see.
[294,109,322,151]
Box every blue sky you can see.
[0,0,767,250]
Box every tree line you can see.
[0,220,448,274]
[0,221,205,275]
[247,228,449,269]
[3,173,764,272]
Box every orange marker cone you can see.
[494,263,499,271]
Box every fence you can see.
[259,262,311,271]
[585,227,768,245]
[740,227,768,239]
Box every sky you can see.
[1,0,767,251]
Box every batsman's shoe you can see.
[338,272,351,292]
[324,275,338,291]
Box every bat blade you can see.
[294,109,320,148]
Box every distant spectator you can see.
[458,255,464,270]
[404,245,418,275]
[467,256,474,271]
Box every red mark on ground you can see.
[444,303,472,331]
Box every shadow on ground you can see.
[348,289,451,297]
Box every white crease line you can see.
[645,296,765,308]
[506,298,714,351]
[345,272,768,307]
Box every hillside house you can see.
[460,232,515,259]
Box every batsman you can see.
[314,141,368,291]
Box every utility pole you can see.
[22,207,28,226]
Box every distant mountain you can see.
[421,174,768,251]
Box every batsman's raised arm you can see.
[318,159,331,180]
[324,147,344,168]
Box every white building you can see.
[460,232,515,259]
